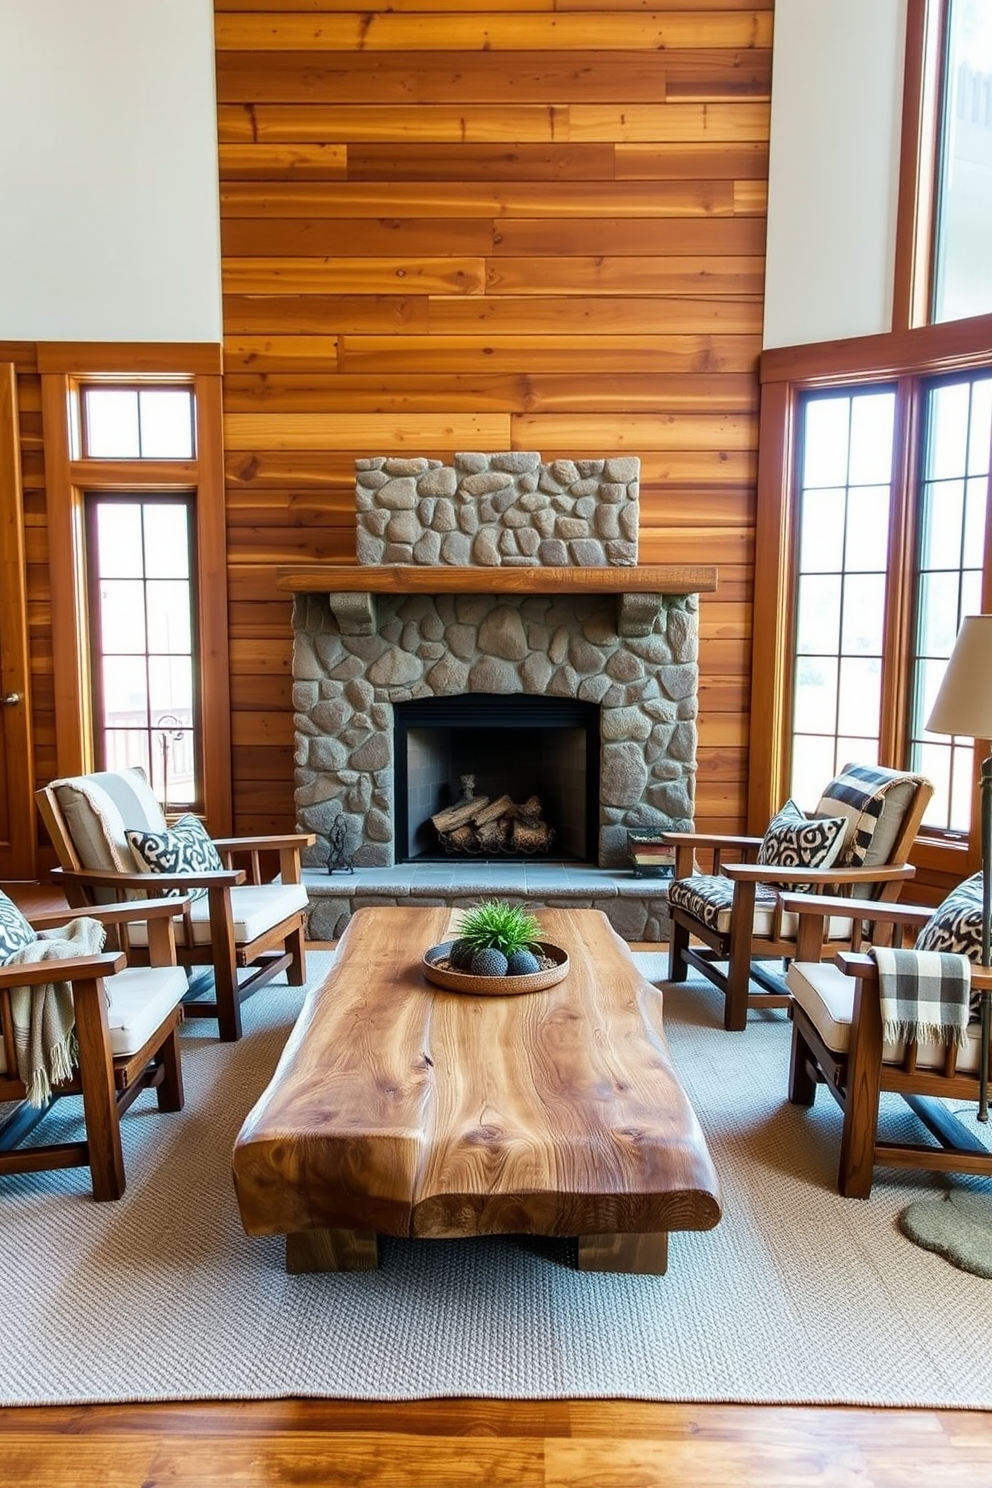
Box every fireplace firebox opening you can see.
[394,696,600,863]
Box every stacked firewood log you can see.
[431,793,555,855]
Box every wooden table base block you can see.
[286,1227,379,1274]
[577,1231,669,1275]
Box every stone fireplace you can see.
[287,453,714,879]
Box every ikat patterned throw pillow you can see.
[915,872,984,961]
[756,798,848,891]
[126,814,225,901]
[0,888,38,963]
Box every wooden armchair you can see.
[0,893,188,1201]
[663,764,934,1031]
[783,880,992,1198]
[36,769,315,1042]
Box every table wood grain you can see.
[232,906,721,1272]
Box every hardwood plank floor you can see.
[1,1399,990,1486]
[2,900,990,1484]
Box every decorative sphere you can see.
[449,938,474,969]
[506,949,541,976]
[470,947,509,977]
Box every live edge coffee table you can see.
[233,906,721,1276]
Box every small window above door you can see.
[81,387,195,459]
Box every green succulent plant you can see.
[457,900,542,958]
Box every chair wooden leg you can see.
[207,887,243,1042]
[724,879,756,1032]
[286,922,306,986]
[156,1026,185,1113]
[837,982,883,1199]
[214,956,244,1043]
[723,956,752,1032]
[788,1019,818,1107]
[667,914,689,982]
[73,978,126,1201]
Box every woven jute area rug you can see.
[2,950,991,1408]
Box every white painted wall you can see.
[762,0,908,349]
[0,0,222,342]
[0,0,908,352]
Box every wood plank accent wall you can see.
[216,0,770,837]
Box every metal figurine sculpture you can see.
[327,816,354,875]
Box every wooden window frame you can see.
[39,343,232,835]
[752,312,992,879]
[893,0,948,331]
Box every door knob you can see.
[1,692,20,705]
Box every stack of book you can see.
[627,833,676,879]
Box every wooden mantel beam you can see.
[276,564,718,597]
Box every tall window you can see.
[86,496,199,811]
[908,374,992,825]
[758,321,992,867]
[790,390,896,805]
[789,371,990,836]
[899,0,992,327]
[40,347,231,836]
[932,0,992,322]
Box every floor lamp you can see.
[926,614,992,1120]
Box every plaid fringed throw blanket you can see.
[871,946,972,1047]
[7,917,107,1107]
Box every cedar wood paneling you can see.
[8,4,769,843]
[216,0,770,836]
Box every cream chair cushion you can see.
[787,959,984,1074]
[125,882,309,948]
[0,964,186,1073]
[105,965,188,1057]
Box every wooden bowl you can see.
[422,941,570,996]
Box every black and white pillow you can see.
[814,762,927,869]
[126,814,225,901]
[0,888,37,963]
[757,798,847,890]
[915,872,984,960]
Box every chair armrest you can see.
[662,832,764,849]
[779,894,931,924]
[0,951,125,987]
[663,831,763,878]
[27,895,195,967]
[835,950,992,992]
[722,862,916,886]
[27,895,196,929]
[211,832,315,885]
[211,833,315,852]
[52,865,245,890]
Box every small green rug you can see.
[899,1190,992,1278]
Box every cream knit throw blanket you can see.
[8,917,107,1107]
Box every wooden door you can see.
[0,363,37,880]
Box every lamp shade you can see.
[927,615,992,741]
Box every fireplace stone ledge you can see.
[303,865,672,945]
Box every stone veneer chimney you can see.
[291,453,700,871]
